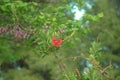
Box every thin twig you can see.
[54,52,70,80]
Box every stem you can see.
[54,52,70,80]
[63,30,75,42]
[11,3,23,29]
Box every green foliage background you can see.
[0,0,120,80]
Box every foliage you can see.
[87,0,120,55]
[0,0,95,61]
[0,0,119,80]
[62,42,117,80]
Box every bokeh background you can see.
[0,0,120,80]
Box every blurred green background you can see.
[0,0,120,80]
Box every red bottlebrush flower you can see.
[52,37,63,47]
